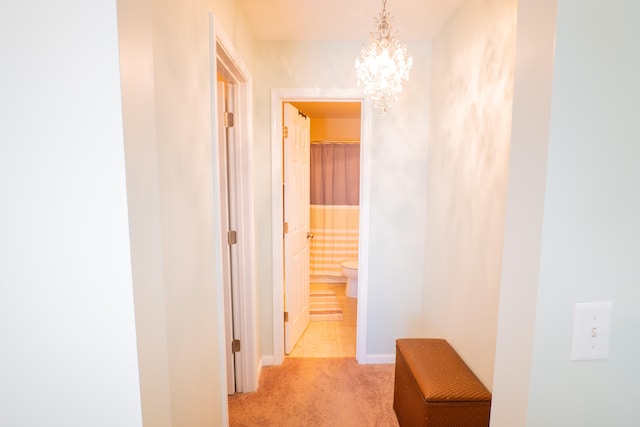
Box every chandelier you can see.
[355,0,413,113]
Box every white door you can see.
[283,103,311,354]
[218,80,241,394]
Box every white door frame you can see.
[271,88,373,365]
[209,15,259,393]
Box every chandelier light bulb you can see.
[355,0,412,113]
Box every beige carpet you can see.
[228,358,399,426]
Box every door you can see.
[283,103,311,354]
[218,79,241,394]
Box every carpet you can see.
[310,290,344,321]
[228,358,398,426]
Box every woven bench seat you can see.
[393,338,492,426]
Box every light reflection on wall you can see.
[423,0,517,390]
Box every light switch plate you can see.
[570,301,613,360]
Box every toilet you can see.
[341,260,359,298]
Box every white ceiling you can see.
[238,0,465,42]
[240,0,465,119]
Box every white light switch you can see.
[570,301,613,360]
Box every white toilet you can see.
[341,260,358,298]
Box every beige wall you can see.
[310,118,361,141]
[0,1,143,426]
[423,0,517,389]
[523,0,640,425]
[490,0,557,424]
[254,40,432,357]
[117,0,255,425]
[493,1,640,425]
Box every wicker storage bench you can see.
[393,338,492,426]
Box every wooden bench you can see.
[393,338,492,426]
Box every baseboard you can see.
[364,353,396,364]
[255,358,263,386]
[261,355,277,367]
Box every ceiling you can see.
[238,0,465,42]
[240,0,465,119]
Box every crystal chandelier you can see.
[355,0,413,113]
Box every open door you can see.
[283,103,311,354]
[217,78,242,394]
[211,16,259,395]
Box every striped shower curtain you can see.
[309,143,360,277]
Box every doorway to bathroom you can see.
[270,88,373,366]
[287,101,360,358]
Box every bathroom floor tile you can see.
[289,282,357,359]
[304,322,336,343]
[304,341,339,357]
[337,342,356,357]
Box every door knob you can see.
[307,232,314,239]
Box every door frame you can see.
[209,15,259,393]
[271,88,373,365]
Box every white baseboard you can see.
[261,355,277,367]
[363,353,396,364]
[255,358,263,386]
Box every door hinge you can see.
[232,339,241,353]
[284,312,289,323]
[224,111,234,128]
[228,230,237,245]
[283,126,288,138]
[283,222,288,234]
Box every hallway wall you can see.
[0,2,142,426]
[422,0,518,389]
[117,0,256,425]
[525,0,640,424]
[253,40,432,358]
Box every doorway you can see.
[287,101,361,358]
[271,89,373,366]
[210,16,259,394]
[216,73,238,395]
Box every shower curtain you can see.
[309,143,360,277]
